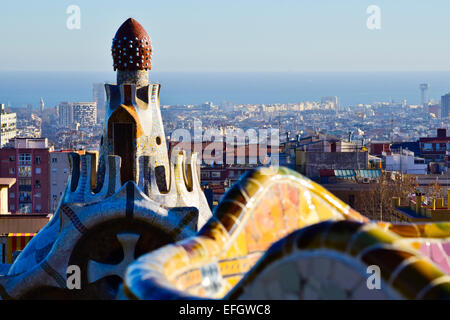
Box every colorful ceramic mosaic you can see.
[124,167,450,300]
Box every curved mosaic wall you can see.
[124,167,450,300]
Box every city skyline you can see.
[1,1,450,72]
[1,12,450,302]
[3,70,450,109]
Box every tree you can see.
[357,172,417,221]
[429,178,443,200]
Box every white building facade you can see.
[0,104,17,148]
[384,149,427,174]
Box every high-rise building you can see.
[420,83,430,106]
[40,98,45,113]
[321,96,338,109]
[441,93,450,119]
[73,102,97,127]
[93,83,106,123]
[0,138,50,214]
[0,104,17,148]
[58,102,74,127]
[58,101,97,128]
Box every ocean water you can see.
[1,71,450,109]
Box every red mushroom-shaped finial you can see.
[112,18,152,71]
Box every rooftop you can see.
[0,178,16,188]
[5,137,49,149]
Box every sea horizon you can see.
[2,70,450,109]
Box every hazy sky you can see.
[1,0,450,72]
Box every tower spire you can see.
[97,18,169,188]
[112,18,152,86]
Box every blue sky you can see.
[1,0,450,72]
